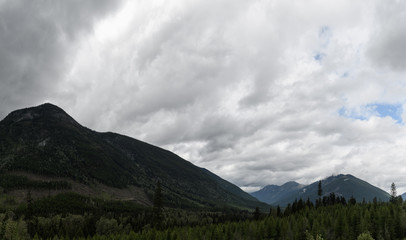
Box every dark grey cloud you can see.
[368,1,406,71]
[0,0,123,117]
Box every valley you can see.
[0,104,404,240]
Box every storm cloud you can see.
[1,0,406,194]
[0,0,123,115]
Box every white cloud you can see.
[2,0,406,194]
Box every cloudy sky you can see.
[1,0,406,193]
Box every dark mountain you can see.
[251,181,304,205]
[0,103,268,210]
[251,174,390,206]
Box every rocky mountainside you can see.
[0,103,268,210]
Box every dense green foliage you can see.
[0,190,405,239]
[79,201,406,239]
[0,191,253,239]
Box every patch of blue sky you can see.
[319,25,332,48]
[341,72,349,78]
[313,52,325,62]
[319,26,330,36]
[374,103,403,123]
[339,103,403,124]
[313,26,332,63]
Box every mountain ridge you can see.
[251,181,304,205]
[0,103,268,210]
[251,174,390,206]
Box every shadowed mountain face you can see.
[251,181,304,205]
[0,103,268,210]
[251,174,390,206]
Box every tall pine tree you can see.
[390,182,397,203]
[316,180,323,207]
[254,207,260,220]
[318,180,323,198]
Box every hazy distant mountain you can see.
[0,103,268,210]
[402,192,406,200]
[251,181,304,205]
[251,174,390,206]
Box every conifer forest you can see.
[0,184,405,240]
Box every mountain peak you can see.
[1,103,79,127]
[260,181,301,191]
[251,181,304,204]
[36,102,63,110]
[281,181,301,187]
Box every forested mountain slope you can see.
[0,103,268,210]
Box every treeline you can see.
[1,180,406,239]
[65,201,405,240]
[281,192,378,216]
[1,193,406,239]
[0,192,252,239]
[1,200,401,239]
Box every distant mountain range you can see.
[250,181,304,205]
[251,174,390,206]
[0,103,268,210]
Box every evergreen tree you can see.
[317,180,323,198]
[254,207,260,220]
[269,206,273,216]
[306,198,313,208]
[390,182,397,203]
[316,180,323,208]
[284,204,292,216]
[276,205,282,217]
[349,196,357,205]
